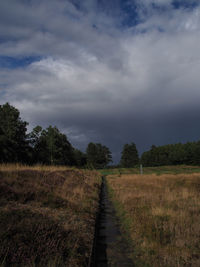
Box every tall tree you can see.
[73,149,87,167]
[29,125,75,165]
[86,142,112,169]
[0,103,29,163]
[120,142,139,168]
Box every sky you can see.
[1,0,200,163]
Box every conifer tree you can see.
[0,103,29,163]
[120,142,139,168]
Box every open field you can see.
[107,172,200,267]
[99,165,200,176]
[0,165,101,266]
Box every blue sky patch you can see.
[119,0,141,28]
[0,56,41,69]
[172,0,200,9]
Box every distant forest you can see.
[0,103,200,168]
[141,142,200,167]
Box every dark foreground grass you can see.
[0,165,101,266]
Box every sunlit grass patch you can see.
[0,163,74,172]
[99,165,200,176]
[107,173,200,267]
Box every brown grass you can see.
[0,163,73,172]
[107,173,200,267]
[0,165,101,266]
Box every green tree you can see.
[73,149,87,167]
[0,103,29,163]
[86,142,112,169]
[29,125,75,165]
[141,141,200,167]
[120,142,139,168]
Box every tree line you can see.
[0,103,139,168]
[141,142,200,167]
[0,103,114,168]
[1,103,199,168]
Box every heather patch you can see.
[0,166,101,266]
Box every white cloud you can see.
[132,4,200,34]
[2,21,200,117]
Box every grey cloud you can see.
[0,0,120,60]
[1,0,200,163]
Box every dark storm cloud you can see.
[1,0,200,163]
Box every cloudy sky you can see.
[1,0,200,163]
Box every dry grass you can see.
[107,173,200,267]
[0,165,101,266]
[99,165,200,176]
[0,163,73,172]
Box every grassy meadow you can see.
[107,171,200,267]
[100,165,200,176]
[0,164,101,266]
